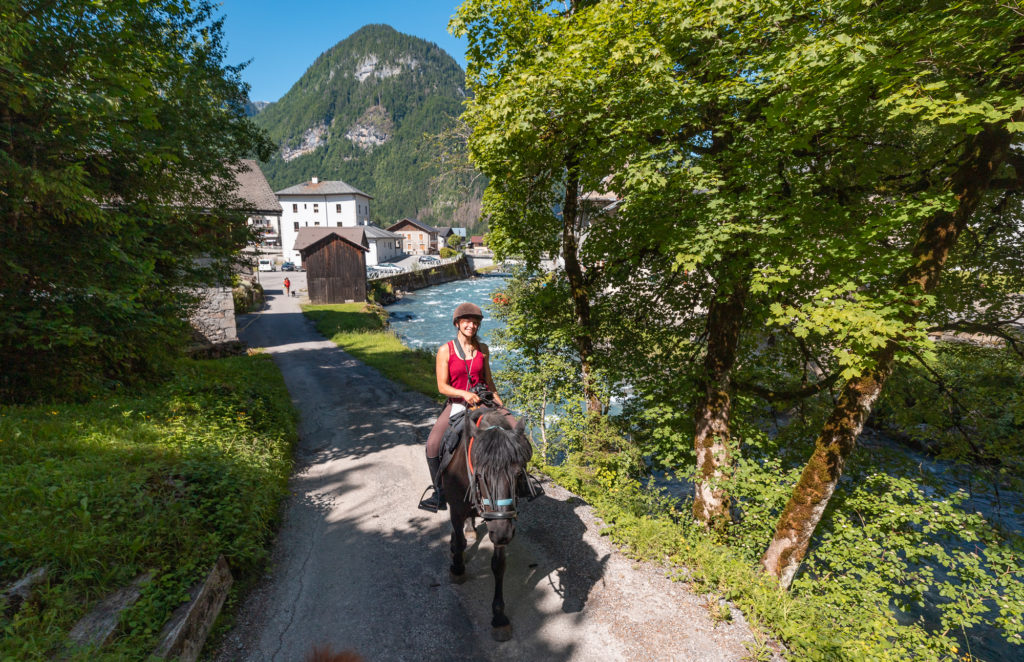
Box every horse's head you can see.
[466,409,531,546]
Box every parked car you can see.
[281,261,296,271]
[376,262,405,274]
[418,255,440,264]
[257,259,275,272]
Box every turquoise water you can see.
[384,276,509,370]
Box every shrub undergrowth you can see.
[0,354,296,660]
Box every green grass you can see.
[0,355,297,661]
[303,303,441,400]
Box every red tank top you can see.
[447,340,484,401]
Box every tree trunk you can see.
[562,158,602,413]
[761,123,1014,588]
[692,277,748,528]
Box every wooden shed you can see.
[294,227,368,304]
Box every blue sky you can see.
[216,0,468,103]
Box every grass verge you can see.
[0,354,297,661]
[302,302,440,400]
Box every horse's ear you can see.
[514,419,526,436]
[464,411,478,439]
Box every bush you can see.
[440,246,457,259]
[232,281,264,314]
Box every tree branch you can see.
[735,373,840,402]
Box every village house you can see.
[386,218,438,255]
[241,159,285,247]
[191,160,282,346]
[434,226,456,249]
[276,177,373,265]
[362,225,404,266]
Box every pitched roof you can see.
[293,227,368,253]
[233,159,283,215]
[434,226,455,238]
[361,224,402,240]
[275,179,374,199]
[470,235,485,244]
[386,217,437,234]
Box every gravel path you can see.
[212,273,765,662]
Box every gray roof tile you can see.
[276,179,374,199]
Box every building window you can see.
[314,221,320,226]
[313,204,319,214]
[292,204,298,213]
[336,204,342,213]
[294,222,299,231]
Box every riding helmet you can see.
[452,302,483,325]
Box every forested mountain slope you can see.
[254,24,481,226]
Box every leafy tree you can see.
[0,0,272,402]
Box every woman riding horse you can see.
[420,302,513,511]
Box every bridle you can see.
[465,415,519,521]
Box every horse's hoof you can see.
[491,624,513,642]
[449,569,468,584]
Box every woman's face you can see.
[457,316,481,337]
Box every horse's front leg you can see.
[449,509,468,583]
[490,545,512,641]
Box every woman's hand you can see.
[464,390,481,405]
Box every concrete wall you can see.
[190,287,238,344]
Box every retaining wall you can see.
[371,256,474,298]
[190,287,238,344]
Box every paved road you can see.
[213,274,764,661]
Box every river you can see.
[385,275,510,365]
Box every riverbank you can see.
[374,285,1024,661]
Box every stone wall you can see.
[190,287,238,344]
[373,255,475,295]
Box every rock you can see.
[152,555,233,662]
[67,572,153,649]
[2,566,47,618]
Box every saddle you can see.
[435,400,543,505]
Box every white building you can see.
[276,177,373,265]
[362,225,404,266]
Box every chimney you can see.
[311,176,319,184]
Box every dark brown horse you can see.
[441,406,532,641]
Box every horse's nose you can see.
[487,520,516,546]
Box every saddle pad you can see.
[436,409,466,479]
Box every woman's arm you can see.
[480,344,503,407]
[436,343,481,404]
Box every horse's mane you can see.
[468,409,531,483]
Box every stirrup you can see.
[517,472,544,502]
[418,486,447,512]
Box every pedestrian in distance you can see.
[283,277,291,297]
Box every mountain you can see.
[253,24,482,227]
[244,100,272,116]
